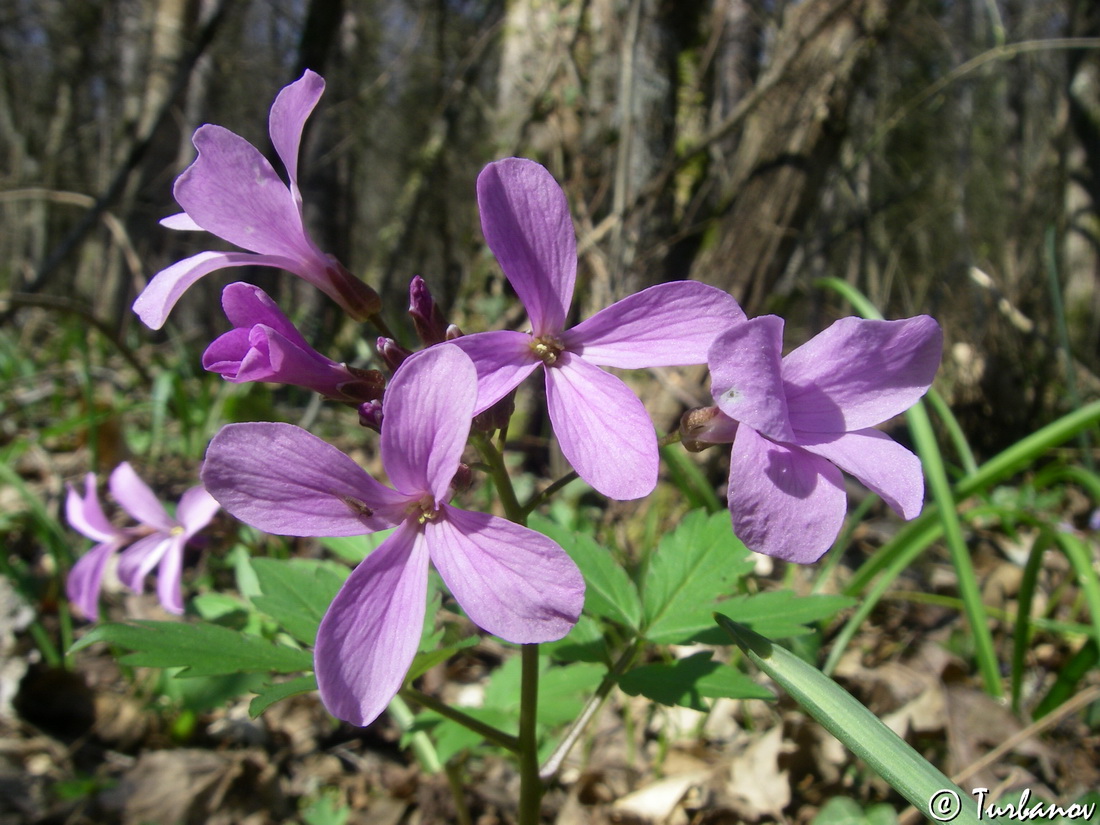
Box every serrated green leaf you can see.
[249,558,347,645]
[618,651,772,710]
[701,592,855,641]
[537,662,604,726]
[642,510,755,644]
[530,516,642,630]
[249,674,318,717]
[544,614,609,663]
[71,621,313,677]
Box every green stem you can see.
[388,694,443,773]
[517,643,542,825]
[523,471,578,516]
[400,687,520,752]
[472,433,525,524]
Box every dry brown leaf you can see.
[725,725,793,820]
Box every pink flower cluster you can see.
[67,71,943,727]
[66,464,218,619]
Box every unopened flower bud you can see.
[472,391,516,434]
[358,399,384,432]
[408,275,449,346]
[679,406,739,452]
[377,337,412,371]
[451,463,474,494]
[335,366,386,404]
[445,324,464,340]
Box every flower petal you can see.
[477,159,575,335]
[155,535,187,615]
[727,427,846,563]
[268,69,324,198]
[800,429,925,519]
[67,540,123,621]
[160,212,202,230]
[116,533,172,592]
[381,346,478,502]
[427,506,583,643]
[220,282,311,348]
[134,250,301,330]
[708,316,795,443]
[202,422,407,535]
[448,330,540,413]
[544,354,658,500]
[783,316,942,432]
[110,463,174,532]
[174,124,324,262]
[176,486,221,537]
[315,522,429,726]
[66,474,121,543]
[566,282,745,367]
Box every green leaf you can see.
[71,620,313,677]
[249,558,347,646]
[716,616,980,824]
[544,614,609,663]
[618,651,772,710]
[530,515,643,630]
[407,636,478,682]
[811,797,898,825]
[537,662,605,726]
[642,510,755,644]
[318,529,395,563]
[707,592,855,640]
[249,674,318,717]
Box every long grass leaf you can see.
[1011,526,1053,712]
[717,616,980,824]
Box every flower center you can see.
[170,525,186,536]
[530,335,564,366]
[407,495,440,525]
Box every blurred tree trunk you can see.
[109,0,190,328]
[1065,0,1100,355]
[692,0,902,315]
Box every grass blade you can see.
[717,615,981,824]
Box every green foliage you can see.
[811,797,898,825]
[412,655,604,763]
[617,651,772,710]
[711,591,856,641]
[248,558,348,646]
[300,789,350,825]
[639,510,755,644]
[70,620,312,677]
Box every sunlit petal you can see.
[315,523,429,726]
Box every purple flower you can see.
[134,70,380,330]
[66,464,219,619]
[453,158,744,500]
[203,282,385,403]
[201,345,584,726]
[704,315,942,563]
